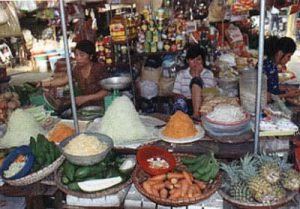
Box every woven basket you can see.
[132,153,222,207]
[218,189,297,209]
[4,155,65,186]
[55,169,132,199]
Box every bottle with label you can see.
[109,10,126,42]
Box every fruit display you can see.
[182,152,220,182]
[220,153,300,205]
[59,151,135,193]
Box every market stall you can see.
[0,0,299,208]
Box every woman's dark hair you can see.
[264,36,296,59]
[75,40,97,62]
[186,44,207,67]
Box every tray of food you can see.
[158,111,205,144]
[55,132,135,198]
[133,146,222,207]
[0,134,64,186]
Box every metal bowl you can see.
[77,106,104,121]
[58,132,113,166]
[99,76,132,90]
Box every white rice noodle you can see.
[0,109,45,148]
[207,104,246,123]
[99,96,148,144]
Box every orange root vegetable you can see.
[142,181,153,195]
[180,180,189,197]
[15,155,26,163]
[167,172,184,180]
[169,189,181,199]
[183,171,193,185]
[164,180,174,190]
[194,179,207,190]
[152,188,160,197]
[153,182,165,190]
[48,123,75,143]
[149,174,167,182]
[174,183,181,188]
[188,188,194,198]
[170,177,178,184]
[160,188,168,199]
[191,184,201,194]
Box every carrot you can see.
[152,188,160,197]
[149,174,167,182]
[174,183,181,188]
[159,188,168,199]
[15,155,26,163]
[164,180,174,190]
[169,188,181,199]
[170,178,178,184]
[191,184,201,194]
[153,182,165,190]
[143,181,153,195]
[167,172,184,179]
[187,187,194,198]
[194,179,207,190]
[180,179,189,197]
[183,171,193,185]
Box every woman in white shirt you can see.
[173,45,216,118]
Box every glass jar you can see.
[239,67,267,113]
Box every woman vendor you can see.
[263,36,300,99]
[38,40,109,107]
[172,45,216,118]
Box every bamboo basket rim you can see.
[4,155,65,186]
[55,169,132,199]
[132,153,222,207]
[218,189,297,209]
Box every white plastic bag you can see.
[140,80,158,99]
[0,4,8,25]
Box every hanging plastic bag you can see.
[14,0,37,12]
[0,2,22,38]
[0,3,9,25]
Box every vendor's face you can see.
[275,51,293,66]
[75,49,91,66]
[188,55,204,72]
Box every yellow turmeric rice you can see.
[162,111,197,139]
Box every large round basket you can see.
[218,189,297,209]
[4,155,65,186]
[132,153,222,207]
[55,169,132,199]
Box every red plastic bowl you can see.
[136,145,176,176]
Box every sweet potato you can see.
[160,188,168,199]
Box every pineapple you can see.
[247,176,272,199]
[221,162,253,201]
[229,181,253,202]
[259,162,281,184]
[281,169,300,191]
[271,184,286,200]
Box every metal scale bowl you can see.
[99,76,132,110]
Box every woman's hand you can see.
[75,96,88,106]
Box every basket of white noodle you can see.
[202,104,250,134]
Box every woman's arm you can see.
[40,75,69,88]
[75,89,109,106]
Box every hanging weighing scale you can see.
[99,76,132,111]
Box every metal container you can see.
[58,132,113,166]
[100,76,132,90]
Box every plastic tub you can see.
[33,54,47,61]
[36,60,48,72]
[201,113,251,134]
